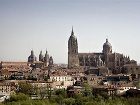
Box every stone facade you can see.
[68,28,138,74]
[68,28,79,69]
[28,50,51,68]
[0,82,12,97]
[28,50,37,63]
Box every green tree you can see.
[9,93,29,102]
[38,87,47,99]
[83,83,92,96]
[18,82,34,95]
[55,89,67,98]
[63,98,75,105]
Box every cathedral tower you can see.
[103,39,112,54]
[44,50,49,66]
[102,39,112,67]
[39,51,44,62]
[28,50,37,63]
[68,27,79,69]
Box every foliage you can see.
[36,87,52,99]
[55,89,67,98]
[44,76,49,81]
[4,95,140,105]
[63,98,75,105]
[83,83,92,96]
[3,86,140,105]
[7,93,29,102]
[17,82,33,95]
[92,88,109,99]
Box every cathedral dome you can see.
[103,39,112,47]
[103,39,112,54]
[28,50,37,62]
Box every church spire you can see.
[39,50,44,62]
[45,49,48,54]
[106,38,108,43]
[40,50,42,54]
[71,26,74,36]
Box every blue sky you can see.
[0,0,140,63]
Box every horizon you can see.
[1,0,140,64]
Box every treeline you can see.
[1,82,140,105]
[2,92,140,105]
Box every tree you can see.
[38,87,47,99]
[55,89,67,98]
[54,95,64,105]
[83,83,92,96]
[9,93,29,102]
[63,98,75,105]
[17,82,34,95]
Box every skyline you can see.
[0,0,140,63]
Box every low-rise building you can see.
[47,73,74,89]
[0,82,13,101]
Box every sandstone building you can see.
[28,50,53,68]
[68,28,138,74]
[68,28,79,69]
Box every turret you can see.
[44,50,49,66]
[49,56,53,67]
[39,51,44,62]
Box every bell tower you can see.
[102,38,112,67]
[68,27,79,69]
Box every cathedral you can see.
[68,28,135,74]
[28,50,53,68]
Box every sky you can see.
[0,0,140,64]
